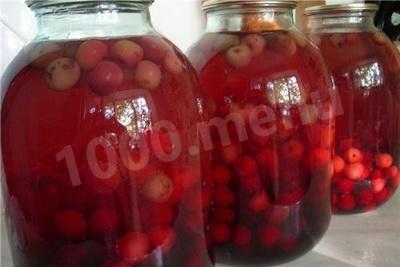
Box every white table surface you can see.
[1,192,399,267]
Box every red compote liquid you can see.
[311,31,400,214]
[189,30,334,265]
[1,36,214,267]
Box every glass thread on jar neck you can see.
[307,11,378,33]
[31,1,155,41]
[204,7,296,33]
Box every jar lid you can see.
[304,3,378,16]
[202,0,298,12]
[26,0,154,8]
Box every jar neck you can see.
[205,8,295,33]
[307,12,378,33]
[31,2,154,41]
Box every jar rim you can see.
[304,3,378,17]
[202,0,298,12]
[26,0,154,8]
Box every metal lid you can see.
[202,0,298,12]
[304,3,378,16]
[26,0,154,8]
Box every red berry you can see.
[387,165,399,179]
[225,45,252,68]
[75,40,108,70]
[83,163,122,194]
[214,207,235,223]
[375,153,393,169]
[343,163,364,180]
[211,223,231,244]
[336,179,355,193]
[275,189,305,205]
[89,208,118,236]
[282,139,304,161]
[239,174,262,191]
[233,226,252,247]
[256,148,278,177]
[118,232,150,264]
[357,190,374,207]
[135,60,162,90]
[111,40,144,67]
[211,165,232,185]
[54,210,87,239]
[374,188,390,204]
[236,155,258,177]
[46,58,81,90]
[309,148,331,169]
[214,187,235,206]
[260,226,281,248]
[138,36,170,62]
[163,51,184,75]
[141,203,174,227]
[372,178,386,193]
[140,174,174,203]
[88,61,124,95]
[280,236,297,252]
[333,156,345,174]
[248,191,270,212]
[148,226,176,253]
[371,169,384,180]
[338,193,356,211]
[219,144,240,164]
[266,206,290,225]
[344,148,363,163]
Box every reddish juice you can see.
[1,36,214,267]
[189,31,334,265]
[312,31,400,213]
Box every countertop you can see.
[1,192,399,267]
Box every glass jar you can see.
[188,0,334,265]
[1,1,214,267]
[306,4,400,214]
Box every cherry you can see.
[54,210,87,239]
[135,60,162,90]
[88,208,118,236]
[214,186,235,206]
[338,193,356,211]
[233,225,252,247]
[148,225,176,253]
[333,155,345,174]
[248,191,270,213]
[280,236,298,252]
[343,162,364,180]
[88,61,124,95]
[111,40,144,67]
[375,153,393,169]
[141,203,174,227]
[211,223,231,244]
[225,45,252,68]
[308,148,331,169]
[357,190,374,207]
[260,225,282,248]
[75,40,108,70]
[140,173,174,203]
[163,51,184,75]
[256,148,278,175]
[83,162,122,194]
[46,58,81,90]
[241,34,266,56]
[236,155,258,177]
[239,174,262,191]
[282,138,305,161]
[211,164,232,185]
[265,206,290,225]
[275,189,305,205]
[375,188,390,204]
[372,178,386,193]
[214,207,235,223]
[336,179,355,193]
[344,148,363,163]
[273,34,297,57]
[118,232,150,264]
[138,36,170,62]
[386,165,399,179]
[219,143,240,164]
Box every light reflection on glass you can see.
[114,97,151,135]
[263,74,305,105]
[353,62,383,92]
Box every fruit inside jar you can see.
[1,36,214,267]
[189,30,334,265]
[310,31,400,214]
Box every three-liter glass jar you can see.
[1,1,214,267]
[189,0,335,265]
[306,4,400,214]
